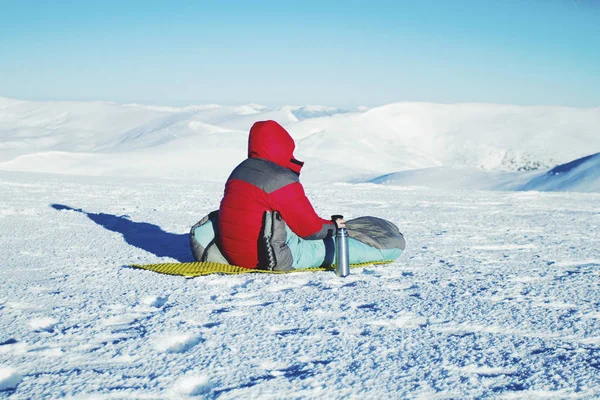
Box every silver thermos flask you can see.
[332,215,350,277]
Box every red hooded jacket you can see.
[218,120,336,268]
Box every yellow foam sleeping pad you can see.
[130,260,393,277]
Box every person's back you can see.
[218,120,336,269]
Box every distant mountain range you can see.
[1,96,598,192]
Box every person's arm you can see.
[270,182,336,240]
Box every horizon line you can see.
[1,94,599,110]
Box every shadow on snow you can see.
[51,204,193,262]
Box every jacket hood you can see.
[248,120,304,174]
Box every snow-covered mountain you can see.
[370,152,600,193]
[1,96,599,190]
[369,167,534,191]
[519,152,600,193]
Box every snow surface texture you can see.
[1,97,599,191]
[1,171,600,398]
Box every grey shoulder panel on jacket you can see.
[228,158,299,194]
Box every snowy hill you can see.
[518,152,600,193]
[1,97,599,190]
[291,102,600,172]
[369,167,534,191]
[289,105,350,120]
[370,152,600,193]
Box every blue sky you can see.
[1,0,599,107]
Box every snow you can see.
[171,374,213,396]
[141,295,168,308]
[28,318,59,332]
[1,96,600,397]
[369,166,534,191]
[152,332,203,354]
[1,97,599,190]
[368,152,600,192]
[1,171,599,398]
[0,368,22,391]
[367,313,428,329]
[519,152,600,193]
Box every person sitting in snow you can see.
[190,120,404,271]
[218,120,345,270]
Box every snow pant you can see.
[190,210,405,271]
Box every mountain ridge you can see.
[1,96,599,190]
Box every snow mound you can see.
[0,367,22,391]
[172,375,213,396]
[153,333,202,353]
[28,317,58,332]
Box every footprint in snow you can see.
[141,295,168,308]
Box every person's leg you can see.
[267,212,404,270]
[345,216,405,263]
[284,226,401,269]
[347,237,402,264]
[191,211,229,264]
[284,226,334,269]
